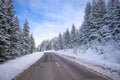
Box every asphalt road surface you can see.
[14,53,108,80]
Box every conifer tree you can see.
[23,19,30,54]
[52,38,59,50]
[63,28,71,49]
[70,24,77,48]
[39,40,46,51]
[103,0,120,48]
[0,0,15,62]
[9,16,22,57]
[30,34,35,53]
[89,0,106,43]
[78,2,92,47]
[102,0,116,42]
[0,0,36,63]
[112,0,120,42]
[58,33,64,50]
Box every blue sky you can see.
[13,0,90,47]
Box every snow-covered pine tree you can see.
[87,0,106,51]
[100,0,120,61]
[0,0,15,62]
[76,29,79,47]
[50,39,55,50]
[77,27,82,46]
[70,24,77,48]
[0,0,9,62]
[102,0,117,44]
[88,0,98,44]
[112,0,120,45]
[48,41,52,50]
[30,34,35,53]
[97,0,106,27]
[58,33,64,50]
[23,19,30,54]
[9,16,23,57]
[52,37,59,50]
[78,2,92,49]
[90,0,105,41]
[45,40,52,50]
[97,0,106,44]
[63,28,71,49]
[39,40,46,51]
[43,40,47,50]
[113,0,120,61]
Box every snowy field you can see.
[54,49,120,80]
[0,52,44,80]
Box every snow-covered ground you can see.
[0,49,119,80]
[54,49,120,80]
[0,52,44,80]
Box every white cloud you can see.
[29,21,61,47]
[16,0,90,47]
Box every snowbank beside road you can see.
[54,49,120,80]
[0,52,44,80]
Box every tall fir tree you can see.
[0,0,15,62]
[102,0,116,43]
[52,38,59,50]
[58,33,64,50]
[89,0,99,44]
[63,28,71,49]
[39,40,46,51]
[45,40,52,50]
[103,0,120,49]
[30,34,35,53]
[112,0,120,43]
[23,19,30,54]
[97,0,106,43]
[0,0,36,63]
[78,2,92,47]
[70,24,77,48]
[88,0,106,46]
[9,16,22,57]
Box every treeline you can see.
[37,0,120,55]
[37,25,78,51]
[0,0,35,63]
